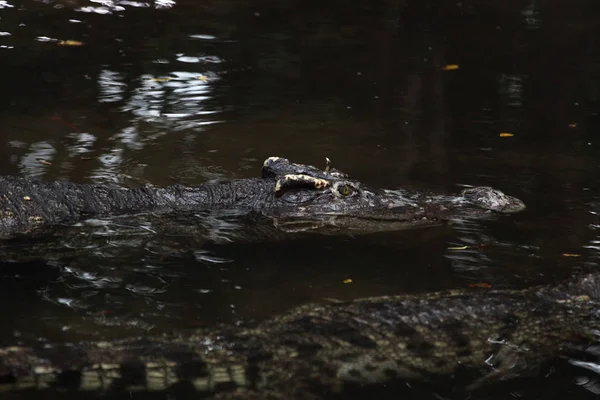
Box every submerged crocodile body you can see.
[1,273,599,399]
[0,157,525,240]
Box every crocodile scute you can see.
[0,157,525,240]
[0,273,599,399]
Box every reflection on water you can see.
[15,141,57,179]
[1,0,600,398]
[119,70,221,129]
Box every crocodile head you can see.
[262,157,526,234]
[455,186,526,214]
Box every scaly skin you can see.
[0,157,525,239]
[0,273,598,398]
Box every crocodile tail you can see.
[0,338,254,395]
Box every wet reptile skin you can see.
[1,273,600,399]
[0,157,525,240]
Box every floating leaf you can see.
[343,279,353,284]
[467,282,492,288]
[443,64,459,71]
[499,132,514,137]
[23,196,31,201]
[568,123,577,128]
[57,40,83,46]
[37,159,52,166]
[562,253,581,257]
[197,75,209,81]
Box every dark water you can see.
[1,0,600,398]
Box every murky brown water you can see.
[2,0,600,398]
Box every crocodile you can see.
[0,156,525,241]
[1,272,599,399]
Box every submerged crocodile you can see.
[0,156,525,240]
[1,272,600,399]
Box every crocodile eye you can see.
[338,184,355,196]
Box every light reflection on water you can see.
[15,141,57,179]
[0,208,537,341]
[121,70,221,127]
[75,0,175,13]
